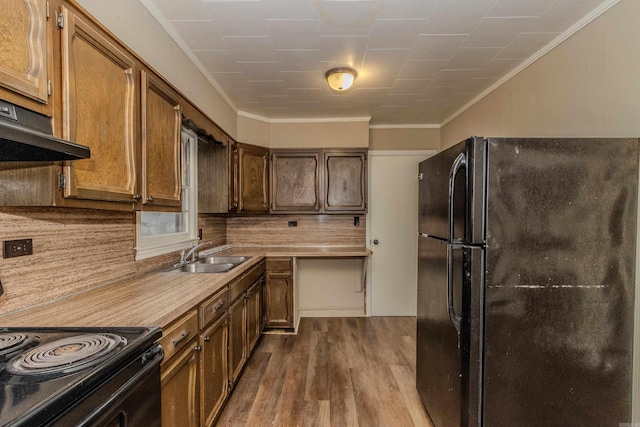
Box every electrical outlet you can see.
[288,220,298,227]
[3,239,33,258]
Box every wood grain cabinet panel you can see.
[60,6,137,204]
[237,143,269,212]
[271,151,320,212]
[246,280,262,354]
[228,294,247,387]
[0,0,51,112]
[141,70,181,209]
[265,256,293,329]
[161,338,200,427]
[198,137,229,213]
[324,150,367,212]
[200,315,229,427]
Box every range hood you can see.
[0,100,90,162]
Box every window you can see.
[135,127,198,260]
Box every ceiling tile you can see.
[267,19,321,49]
[169,20,226,50]
[319,36,368,67]
[367,19,427,49]
[423,0,496,34]
[363,49,411,73]
[260,0,320,19]
[398,60,448,79]
[275,50,322,72]
[247,80,288,97]
[410,34,468,61]
[223,36,276,61]
[375,0,438,19]
[430,69,479,86]
[444,47,501,70]
[211,72,248,89]
[389,79,432,95]
[497,32,560,59]
[383,93,424,107]
[282,71,324,89]
[317,0,378,35]
[153,0,212,20]
[286,88,323,101]
[463,17,537,48]
[194,50,240,72]
[203,2,269,36]
[487,0,556,17]
[238,61,283,80]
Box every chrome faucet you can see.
[178,241,213,265]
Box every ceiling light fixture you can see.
[325,67,358,92]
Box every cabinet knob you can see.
[146,196,154,203]
[195,345,202,352]
[133,194,141,201]
[204,336,211,342]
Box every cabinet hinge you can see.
[46,2,50,19]
[55,11,64,29]
[47,80,52,96]
[57,172,66,190]
[418,172,423,180]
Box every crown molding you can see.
[369,124,440,129]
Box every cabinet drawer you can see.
[160,310,198,363]
[230,261,266,303]
[200,287,229,329]
[266,258,291,273]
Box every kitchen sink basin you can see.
[197,256,249,266]
[169,262,234,274]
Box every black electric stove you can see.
[0,326,163,426]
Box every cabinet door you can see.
[161,340,200,427]
[265,272,293,329]
[246,280,262,354]
[271,151,321,212]
[141,70,181,208]
[60,6,137,204]
[324,150,367,212]
[198,138,229,213]
[0,0,50,111]
[200,315,229,427]
[238,143,269,212]
[228,295,247,387]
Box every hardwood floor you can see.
[216,317,434,426]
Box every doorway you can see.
[367,150,436,316]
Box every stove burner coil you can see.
[6,333,126,376]
[0,333,39,362]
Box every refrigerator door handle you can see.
[448,152,466,244]
[446,152,465,333]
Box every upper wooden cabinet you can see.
[198,135,230,214]
[269,148,367,214]
[60,6,138,204]
[324,150,367,212]
[141,70,181,208]
[235,142,269,213]
[0,0,52,115]
[271,151,320,213]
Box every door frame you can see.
[366,150,437,316]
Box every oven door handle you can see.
[76,345,164,427]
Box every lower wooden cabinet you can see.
[265,257,293,329]
[161,338,200,427]
[228,294,247,387]
[200,315,229,427]
[246,279,263,354]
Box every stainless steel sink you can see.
[197,256,249,266]
[169,262,234,274]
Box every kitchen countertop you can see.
[0,246,371,329]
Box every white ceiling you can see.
[145,0,611,125]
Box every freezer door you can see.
[418,137,485,245]
[482,138,638,426]
[417,236,466,427]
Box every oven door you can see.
[51,344,163,427]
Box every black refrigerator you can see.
[416,137,638,427]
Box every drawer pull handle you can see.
[172,330,191,346]
[212,300,225,311]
